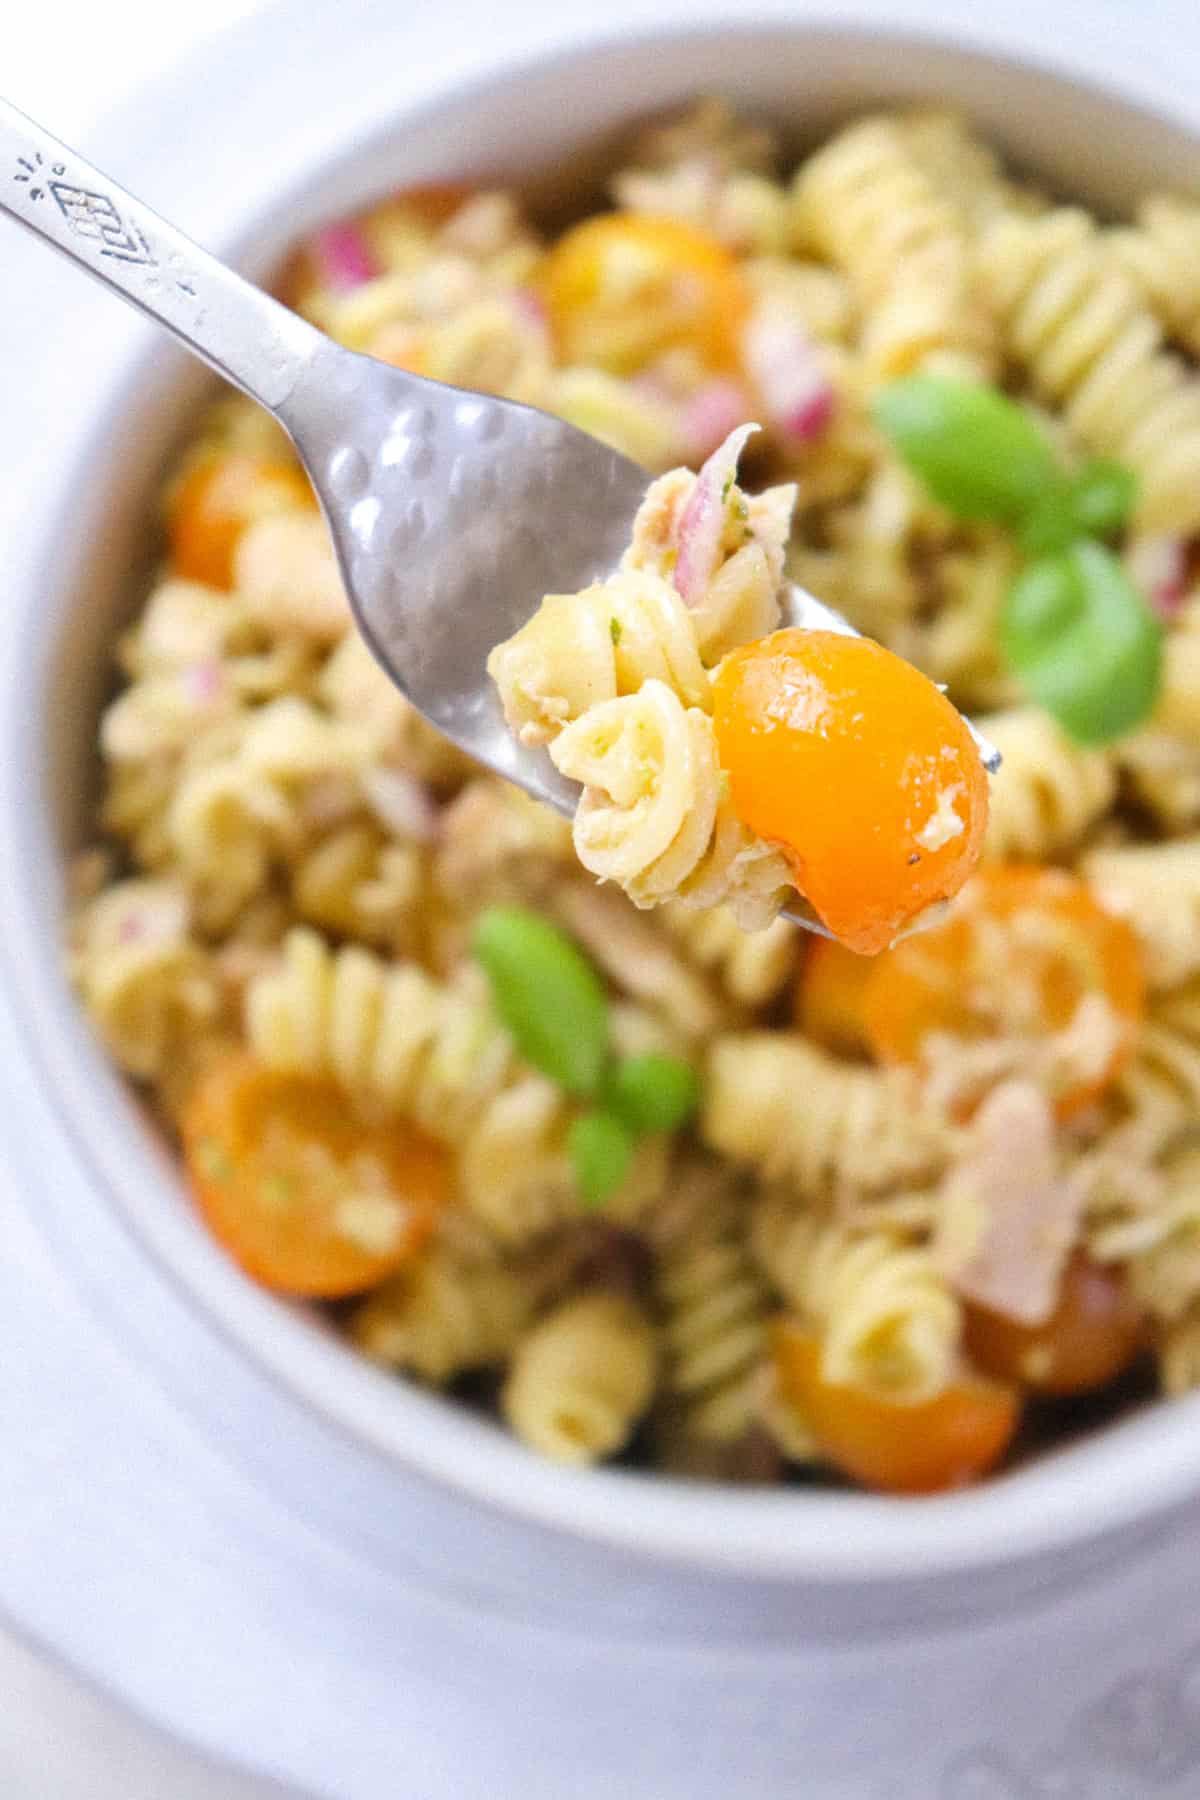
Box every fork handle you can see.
[0,95,324,412]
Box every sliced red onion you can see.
[114,886,188,949]
[673,420,759,605]
[679,380,753,464]
[308,222,378,293]
[184,660,225,704]
[363,768,441,842]
[1126,535,1188,619]
[511,287,549,330]
[742,310,836,444]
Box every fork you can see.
[0,97,998,936]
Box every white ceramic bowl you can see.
[6,4,1200,1793]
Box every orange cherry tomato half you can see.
[773,1321,1020,1495]
[861,864,1145,1119]
[386,183,474,229]
[167,451,314,590]
[964,1253,1144,1395]
[713,629,989,955]
[181,1054,449,1298]
[795,937,878,1057]
[539,212,748,375]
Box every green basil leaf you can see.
[1001,541,1162,745]
[873,376,1058,521]
[1068,460,1137,539]
[473,906,609,1098]
[569,1111,636,1209]
[1017,483,1084,557]
[605,1054,700,1135]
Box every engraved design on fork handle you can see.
[0,93,324,413]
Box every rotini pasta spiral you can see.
[648,1162,772,1443]
[1149,603,1200,746]
[792,113,996,378]
[917,530,1022,711]
[232,511,351,644]
[350,1228,534,1382]
[501,1292,658,1464]
[1160,1308,1200,1396]
[982,708,1116,861]
[166,699,369,930]
[1082,838,1200,990]
[899,108,1023,230]
[549,682,792,929]
[70,880,219,1080]
[290,823,428,955]
[1084,991,1200,1217]
[318,629,475,786]
[656,900,798,1007]
[246,929,667,1243]
[489,569,712,747]
[118,577,317,701]
[1108,196,1200,357]
[1118,1145,1200,1325]
[456,1072,666,1249]
[1114,733,1200,833]
[613,97,788,257]
[976,207,1200,532]
[245,927,514,1139]
[703,1033,954,1200]
[751,1189,961,1401]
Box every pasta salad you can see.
[68,99,1200,1494]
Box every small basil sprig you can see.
[1018,461,1138,557]
[473,905,699,1208]
[873,375,1157,744]
[1001,541,1162,745]
[873,376,1059,521]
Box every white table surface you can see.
[7,9,287,1792]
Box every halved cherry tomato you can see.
[181,1054,448,1298]
[384,183,474,230]
[713,629,989,955]
[539,212,748,374]
[167,452,314,590]
[861,864,1145,1119]
[794,937,878,1056]
[773,1320,1020,1495]
[965,1253,1144,1395]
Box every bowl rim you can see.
[5,5,1200,1586]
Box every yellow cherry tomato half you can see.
[794,936,878,1057]
[539,212,748,375]
[773,1321,1020,1495]
[862,864,1145,1120]
[713,629,990,955]
[167,451,314,590]
[964,1253,1144,1395]
[182,1054,448,1298]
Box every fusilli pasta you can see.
[502,1291,658,1464]
[983,708,1116,861]
[351,1227,534,1381]
[976,207,1200,532]
[1108,196,1200,357]
[1082,839,1200,990]
[549,682,792,928]
[648,1162,773,1443]
[751,1188,961,1401]
[703,1034,954,1200]
[792,112,996,378]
